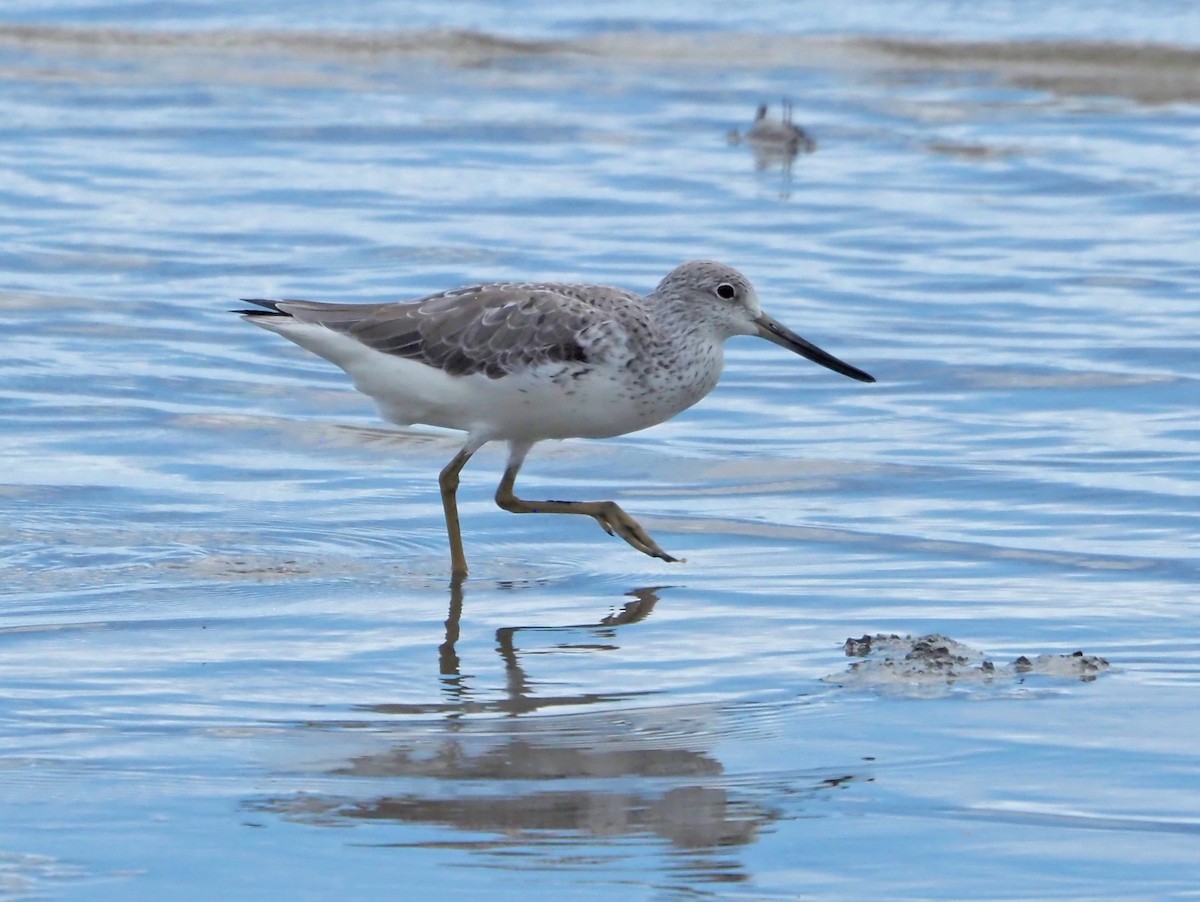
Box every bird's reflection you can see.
[247,579,868,889]
[251,703,795,880]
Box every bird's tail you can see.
[232,298,291,317]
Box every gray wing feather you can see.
[277,284,641,379]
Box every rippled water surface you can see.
[3,2,1200,898]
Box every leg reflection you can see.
[494,586,667,711]
[430,583,668,716]
[438,573,468,707]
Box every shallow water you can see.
[2,2,1200,899]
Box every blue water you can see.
[3,2,1200,899]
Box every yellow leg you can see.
[439,446,476,576]
[493,456,679,563]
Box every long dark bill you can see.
[754,313,875,383]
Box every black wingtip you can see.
[232,298,290,317]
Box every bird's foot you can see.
[591,501,680,564]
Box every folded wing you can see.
[243,283,642,380]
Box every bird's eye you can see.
[715,283,737,300]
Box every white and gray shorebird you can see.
[730,100,816,154]
[237,260,874,575]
